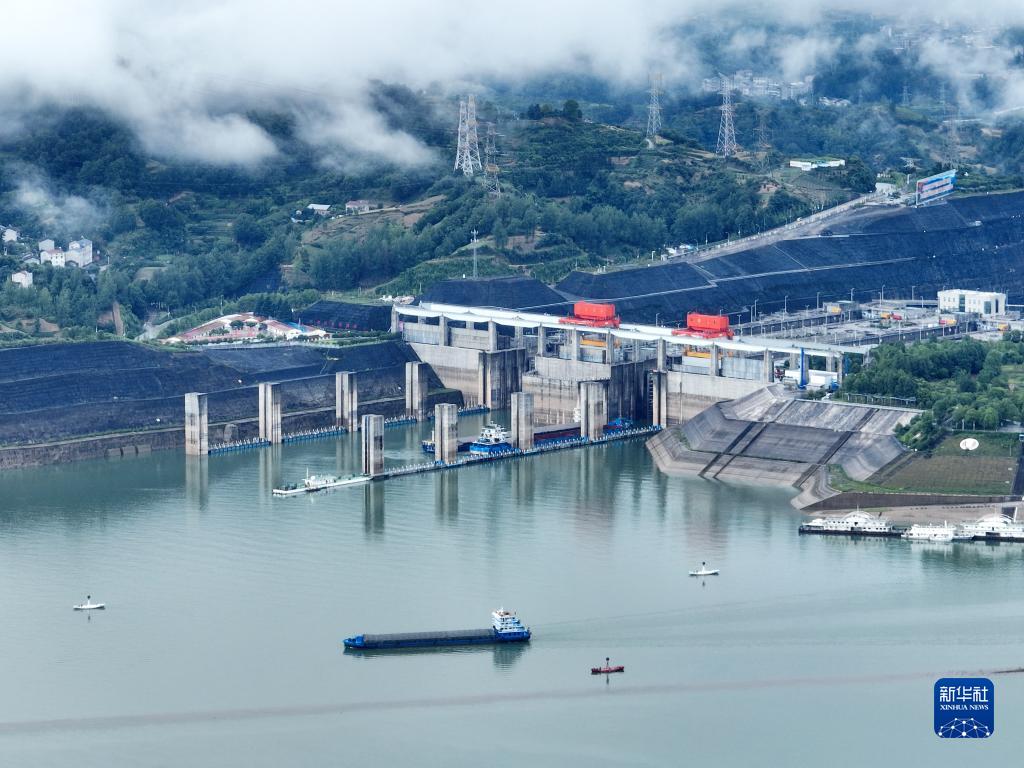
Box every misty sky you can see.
[0,1,1022,167]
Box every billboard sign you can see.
[916,169,957,205]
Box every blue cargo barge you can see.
[343,608,531,650]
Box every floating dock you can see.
[383,425,660,482]
[273,474,370,496]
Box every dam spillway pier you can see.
[395,302,866,427]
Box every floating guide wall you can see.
[650,371,667,428]
[361,414,384,476]
[405,361,428,420]
[480,348,526,410]
[258,382,282,444]
[433,403,459,464]
[184,392,208,456]
[335,371,358,430]
[579,381,608,441]
[410,344,484,407]
[511,392,535,450]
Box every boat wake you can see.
[3,667,1020,734]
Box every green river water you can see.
[0,412,1022,766]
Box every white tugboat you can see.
[468,424,513,455]
[902,522,958,543]
[956,510,1024,542]
[799,510,898,537]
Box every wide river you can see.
[1,412,1022,766]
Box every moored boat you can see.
[421,438,473,455]
[798,510,899,537]
[468,424,513,455]
[73,596,105,611]
[273,469,370,496]
[902,522,957,543]
[956,510,1024,542]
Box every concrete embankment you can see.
[648,385,917,490]
[0,340,459,469]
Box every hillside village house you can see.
[345,200,372,214]
[3,227,19,243]
[37,238,94,268]
[306,203,332,216]
[37,239,54,252]
[40,248,66,268]
[68,238,93,265]
[10,270,32,288]
[164,312,329,345]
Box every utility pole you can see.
[716,75,738,158]
[471,230,479,279]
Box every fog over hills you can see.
[1,1,1023,167]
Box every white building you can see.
[37,239,55,252]
[789,158,845,172]
[3,227,19,243]
[67,238,93,267]
[10,270,33,288]
[306,203,332,216]
[938,289,1006,317]
[40,248,66,268]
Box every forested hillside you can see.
[0,70,1021,344]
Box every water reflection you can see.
[509,459,534,506]
[363,482,385,536]
[343,641,529,669]
[184,455,209,513]
[258,445,282,496]
[435,472,458,522]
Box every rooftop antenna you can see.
[483,123,502,197]
[471,229,479,279]
[454,95,482,177]
[645,72,663,146]
[716,75,738,158]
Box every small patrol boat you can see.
[73,596,105,611]
[591,657,625,674]
[688,561,719,576]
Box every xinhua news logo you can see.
[934,678,994,738]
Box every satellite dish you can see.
[960,438,979,451]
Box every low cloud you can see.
[2,1,1024,168]
[12,168,109,236]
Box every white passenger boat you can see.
[956,511,1024,542]
[902,523,957,543]
[798,510,897,537]
[73,596,105,611]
